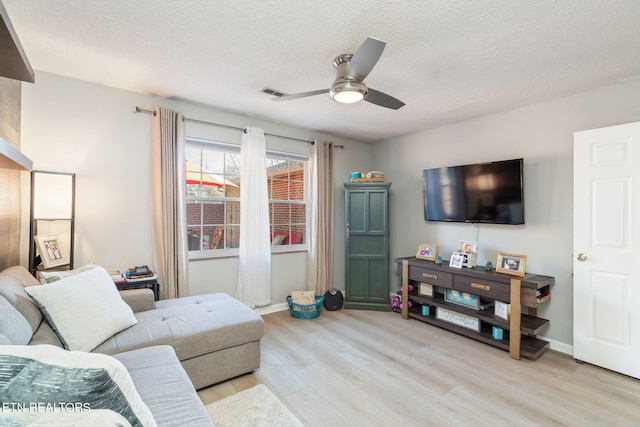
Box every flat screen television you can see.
[423,158,524,225]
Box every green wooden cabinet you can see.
[344,182,391,311]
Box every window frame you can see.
[186,138,309,260]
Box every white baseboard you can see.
[542,336,573,355]
[255,302,289,316]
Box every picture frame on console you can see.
[459,240,477,254]
[496,252,527,277]
[418,282,434,297]
[445,289,480,310]
[449,252,465,269]
[416,243,439,261]
[458,240,477,267]
[34,234,70,269]
[494,300,511,321]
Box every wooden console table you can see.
[395,257,553,360]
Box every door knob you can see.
[577,253,587,262]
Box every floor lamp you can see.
[28,170,76,276]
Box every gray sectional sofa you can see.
[0,265,265,426]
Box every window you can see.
[267,157,306,249]
[185,139,308,257]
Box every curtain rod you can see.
[133,106,343,148]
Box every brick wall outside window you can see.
[186,143,307,252]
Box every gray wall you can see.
[372,77,640,350]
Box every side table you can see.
[116,278,159,301]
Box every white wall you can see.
[20,72,370,307]
[373,77,640,348]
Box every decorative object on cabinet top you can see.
[458,240,477,268]
[416,243,439,261]
[496,252,527,277]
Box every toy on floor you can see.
[390,294,413,313]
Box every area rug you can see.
[205,384,304,427]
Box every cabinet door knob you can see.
[577,253,587,262]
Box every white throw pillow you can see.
[0,344,157,427]
[25,266,137,352]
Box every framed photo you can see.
[458,240,477,254]
[35,234,70,269]
[418,283,434,297]
[416,243,439,261]
[449,252,465,269]
[494,300,510,321]
[436,306,481,332]
[458,240,477,267]
[444,289,479,309]
[496,252,527,277]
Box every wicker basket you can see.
[286,295,325,319]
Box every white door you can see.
[573,122,640,379]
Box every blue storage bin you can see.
[286,295,325,319]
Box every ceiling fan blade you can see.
[365,88,405,110]
[272,89,329,101]
[346,37,386,81]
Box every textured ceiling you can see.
[4,0,640,143]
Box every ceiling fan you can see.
[272,37,405,110]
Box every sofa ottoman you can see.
[96,293,265,389]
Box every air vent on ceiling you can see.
[260,87,287,98]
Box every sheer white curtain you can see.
[237,127,271,308]
[150,107,189,299]
[307,140,334,294]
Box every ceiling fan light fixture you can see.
[271,37,404,109]
[330,80,367,104]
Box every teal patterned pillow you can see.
[0,345,157,427]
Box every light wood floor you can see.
[198,309,640,426]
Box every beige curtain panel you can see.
[150,107,189,299]
[308,140,334,295]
